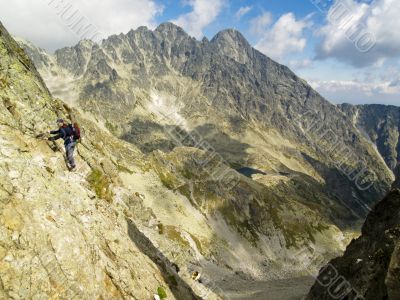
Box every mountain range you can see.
[1,20,399,299]
[19,23,399,223]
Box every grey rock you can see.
[340,103,400,171]
[306,189,400,300]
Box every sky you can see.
[0,0,399,106]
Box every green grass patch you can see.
[158,172,181,190]
[87,169,113,202]
[218,203,260,247]
[181,169,194,179]
[157,287,167,299]
[0,76,9,88]
[105,120,118,133]
[164,225,190,248]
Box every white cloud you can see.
[235,6,252,20]
[0,0,163,52]
[288,58,313,70]
[316,0,400,67]
[249,12,272,36]
[252,12,311,61]
[171,0,225,39]
[309,79,400,105]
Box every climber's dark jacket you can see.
[49,124,74,146]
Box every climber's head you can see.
[56,118,64,128]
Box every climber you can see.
[48,118,79,171]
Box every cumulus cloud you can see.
[171,0,225,39]
[249,11,273,36]
[235,6,253,20]
[309,79,400,105]
[288,58,313,69]
[316,0,400,67]
[0,0,163,52]
[252,12,311,61]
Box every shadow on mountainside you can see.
[126,218,202,300]
[121,119,251,164]
[301,152,390,224]
[121,118,176,153]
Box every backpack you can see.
[69,123,81,141]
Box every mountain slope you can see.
[306,188,400,300]
[18,23,395,228]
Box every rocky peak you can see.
[154,22,197,50]
[211,28,250,47]
[155,22,187,37]
[77,39,96,50]
[54,41,94,76]
[126,25,153,41]
[210,29,253,65]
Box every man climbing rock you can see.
[48,118,79,171]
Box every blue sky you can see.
[0,0,399,106]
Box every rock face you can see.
[19,23,396,228]
[394,165,400,189]
[306,189,400,300]
[340,103,400,171]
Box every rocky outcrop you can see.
[306,189,400,300]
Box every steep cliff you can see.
[340,103,400,171]
[306,189,400,300]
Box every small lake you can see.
[237,167,267,178]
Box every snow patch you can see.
[148,91,188,130]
